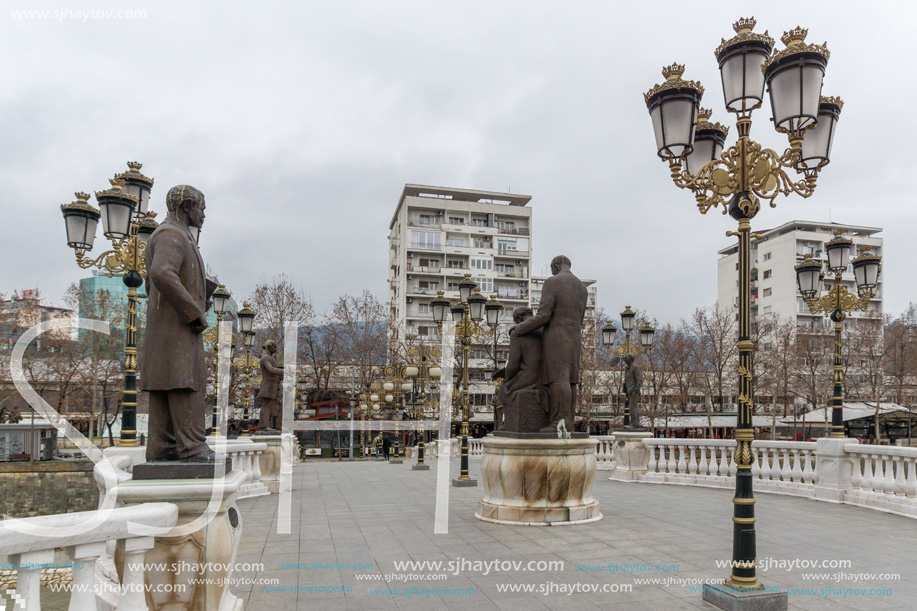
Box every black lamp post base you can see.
[412,464,430,471]
[702,583,787,611]
[452,478,478,487]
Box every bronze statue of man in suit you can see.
[512,255,588,432]
[140,185,217,462]
[624,354,644,429]
[256,339,284,432]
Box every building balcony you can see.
[496,290,529,301]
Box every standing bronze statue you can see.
[512,255,588,433]
[139,185,217,462]
[623,354,644,430]
[256,339,284,432]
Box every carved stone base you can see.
[256,434,295,494]
[475,436,601,526]
[114,469,247,610]
[609,431,654,482]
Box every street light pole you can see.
[796,236,882,438]
[60,163,157,446]
[601,306,655,428]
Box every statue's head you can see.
[550,255,571,275]
[165,185,206,228]
[263,339,277,354]
[624,354,635,365]
[513,306,533,324]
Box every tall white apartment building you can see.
[716,220,883,326]
[388,184,533,411]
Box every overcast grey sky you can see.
[2,0,914,325]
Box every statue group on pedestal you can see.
[494,255,588,435]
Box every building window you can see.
[763,270,772,279]
[471,217,488,227]
[477,278,493,292]
[497,240,517,254]
[474,239,489,248]
[449,217,464,225]
[763,252,772,261]
[418,326,429,336]
[418,303,429,313]
[470,258,492,270]
[446,238,464,247]
[763,288,772,297]
[411,231,440,250]
[447,260,463,269]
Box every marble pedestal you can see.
[256,433,295,494]
[609,430,653,482]
[114,469,246,611]
[475,436,601,525]
[814,437,858,503]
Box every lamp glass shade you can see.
[385,394,394,403]
[244,332,256,348]
[237,305,256,334]
[485,299,503,326]
[458,276,476,303]
[467,291,487,322]
[429,366,442,379]
[451,303,465,324]
[370,393,379,403]
[122,182,151,217]
[764,38,828,135]
[649,96,698,159]
[601,322,617,346]
[98,196,135,240]
[401,381,412,393]
[825,235,852,273]
[212,286,231,315]
[798,99,842,170]
[794,257,823,298]
[852,252,881,293]
[620,307,636,333]
[383,381,394,392]
[62,203,100,252]
[431,293,449,323]
[684,127,726,176]
[297,378,308,392]
[137,220,157,249]
[405,366,419,378]
[717,39,772,113]
[639,325,656,349]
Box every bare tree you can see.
[329,291,387,392]
[249,274,315,352]
[689,305,736,437]
[847,313,891,441]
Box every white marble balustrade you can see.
[592,436,616,470]
[0,503,178,611]
[846,444,917,518]
[469,438,484,459]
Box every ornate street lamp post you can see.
[60,162,156,447]
[207,285,232,436]
[235,303,257,437]
[601,306,655,428]
[404,344,442,470]
[644,17,841,595]
[795,234,881,438]
[435,276,499,487]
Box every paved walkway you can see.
[233,459,916,610]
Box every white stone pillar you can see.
[609,431,654,482]
[814,437,859,503]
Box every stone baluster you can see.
[686,446,697,475]
[241,451,254,483]
[7,549,52,611]
[881,454,895,495]
[894,455,907,496]
[65,541,107,611]
[697,445,708,477]
[904,456,917,497]
[801,449,815,484]
[751,446,761,479]
[861,453,875,492]
[850,452,864,489]
[758,448,772,481]
[789,448,804,483]
[117,536,157,610]
[646,444,658,473]
[676,445,687,474]
[252,449,263,481]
